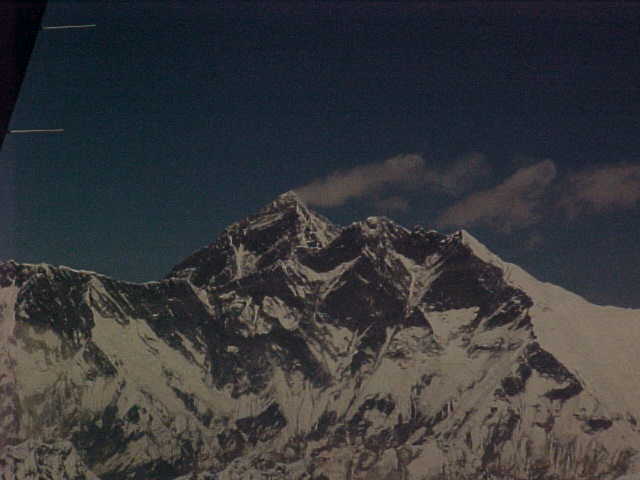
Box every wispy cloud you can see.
[297,155,640,234]
[438,152,490,194]
[295,154,423,207]
[295,152,489,207]
[373,196,409,213]
[437,160,557,232]
[524,232,545,250]
[559,163,640,217]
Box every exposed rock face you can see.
[1,191,639,479]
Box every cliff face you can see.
[1,192,639,479]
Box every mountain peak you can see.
[277,189,303,203]
[260,190,306,214]
[6,194,640,479]
[454,229,502,266]
[350,216,409,240]
[249,190,335,235]
[168,191,339,285]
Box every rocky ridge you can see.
[0,191,639,479]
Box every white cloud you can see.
[295,152,489,207]
[437,160,557,232]
[559,163,640,217]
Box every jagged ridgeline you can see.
[1,191,639,479]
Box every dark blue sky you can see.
[2,2,640,307]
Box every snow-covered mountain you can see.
[1,191,639,479]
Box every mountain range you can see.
[1,191,639,479]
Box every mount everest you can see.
[0,191,639,479]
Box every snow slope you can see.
[460,230,640,419]
[0,193,639,479]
